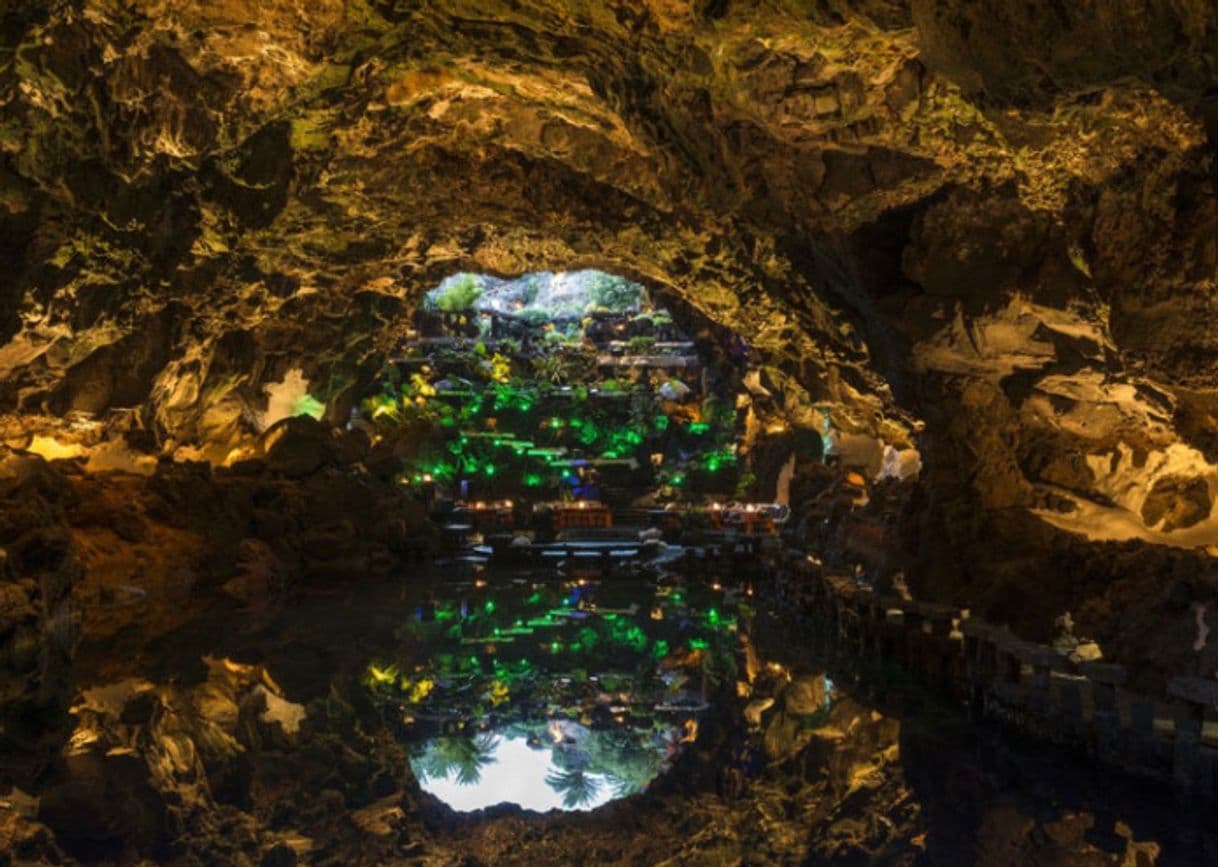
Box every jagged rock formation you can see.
[4,2,1218,857]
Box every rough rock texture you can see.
[0,450,81,750]
[4,0,1218,718]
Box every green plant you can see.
[587,272,644,312]
[543,329,578,348]
[430,274,483,311]
[521,274,542,305]
[533,352,590,384]
[518,308,550,327]
[626,335,655,354]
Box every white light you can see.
[414,735,617,813]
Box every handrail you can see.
[785,559,1218,797]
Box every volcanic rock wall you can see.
[3,1,1218,676]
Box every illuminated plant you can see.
[428,273,484,311]
[587,272,644,312]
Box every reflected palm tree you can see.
[415,734,500,786]
[544,768,603,808]
[605,771,645,798]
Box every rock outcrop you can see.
[4,0,1218,836]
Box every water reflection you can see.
[366,568,747,812]
[411,717,685,811]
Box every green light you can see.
[484,465,496,476]
[652,639,670,659]
[689,638,709,650]
[484,600,496,614]
[290,393,326,420]
[654,415,669,431]
[524,473,542,487]
[707,608,720,626]
[689,422,709,435]
[551,641,561,653]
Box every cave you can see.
[4,2,1218,864]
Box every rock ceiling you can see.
[5,0,1218,642]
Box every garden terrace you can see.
[358,270,748,510]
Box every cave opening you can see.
[357,269,757,511]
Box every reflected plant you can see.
[415,734,500,786]
[544,768,603,809]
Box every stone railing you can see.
[780,559,1218,797]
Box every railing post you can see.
[1167,678,1218,795]
[1126,695,1162,775]
[1081,662,1125,762]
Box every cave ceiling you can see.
[4,0,1218,556]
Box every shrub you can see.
[430,274,483,311]
[587,272,643,312]
[626,335,655,354]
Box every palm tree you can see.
[544,768,603,809]
[414,734,499,786]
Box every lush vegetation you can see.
[361,278,742,502]
[426,273,484,311]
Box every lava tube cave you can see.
[4,3,1218,865]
